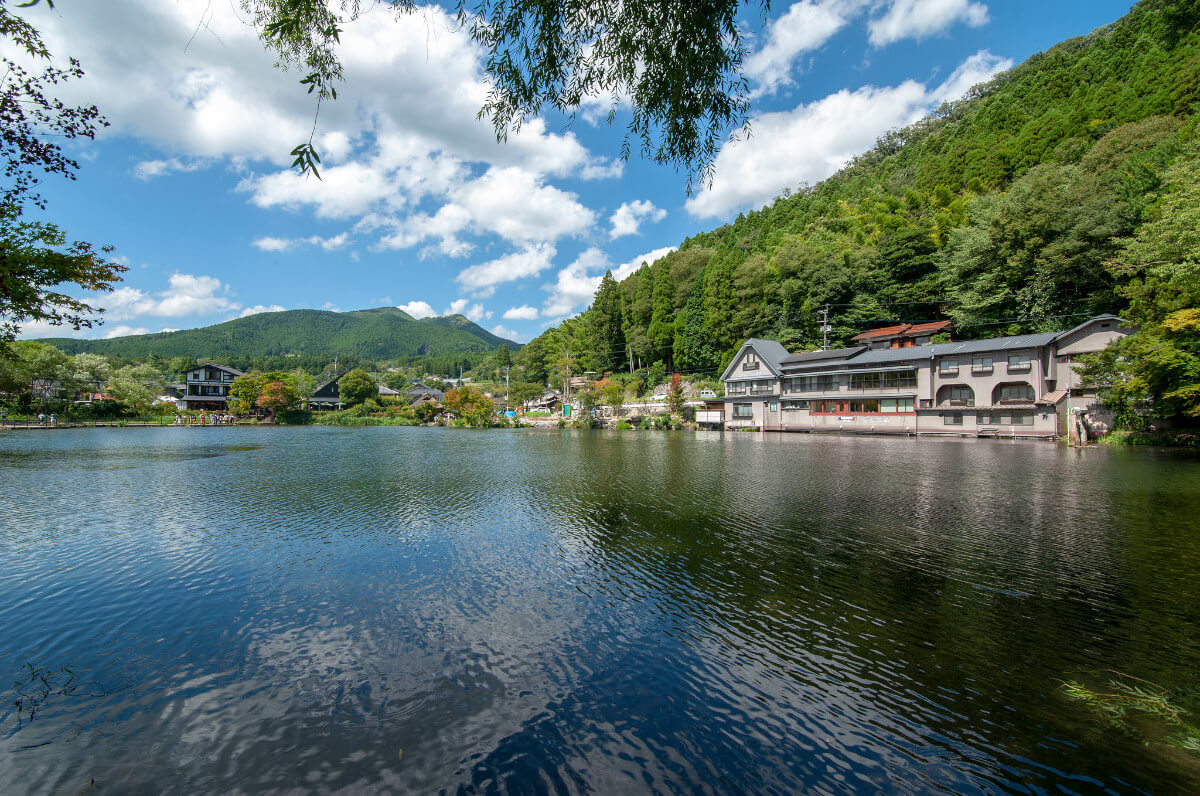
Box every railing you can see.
[937,367,959,377]
[749,387,775,396]
[919,399,933,409]
[942,399,975,407]
[971,365,993,375]
[1006,363,1032,373]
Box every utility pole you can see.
[504,366,510,406]
[817,304,832,351]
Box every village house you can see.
[308,374,401,411]
[179,364,243,411]
[719,315,1132,439]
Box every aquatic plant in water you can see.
[10,663,76,723]
[1061,671,1200,752]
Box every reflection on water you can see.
[2,427,1200,793]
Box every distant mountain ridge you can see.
[39,306,519,361]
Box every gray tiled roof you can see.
[722,338,791,380]
[780,346,865,366]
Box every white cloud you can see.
[609,199,667,239]
[455,243,557,295]
[374,167,594,255]
[34,2,605,256]
[579,158,625,180]
[541,247,610,319]
[489,324,525,343]
[252,233,350,252]
[868,0,989,46]
[132,157,204,180]
[745,1,865,95]
[102,325,151,338]
[96,273,240,319]
[239,305,286,318]
[397,300,437,318]
[444,299,492,323]
[613,246,677,281]
[687,51,1010,219]
[322,301,343,312]
[503,305,540,321]
[252,236,291,252]
[928,50,1012,105]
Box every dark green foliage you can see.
[589,271,627,372]
[37,307,519,365]
[338,368,376,406]
[521,0,1200,384]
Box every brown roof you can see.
[851,320,952,341]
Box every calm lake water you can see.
[2,427,1200,794]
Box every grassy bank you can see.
[1101,430,1200,448]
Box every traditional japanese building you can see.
[179,364,243,411]
[719,315,1132,439]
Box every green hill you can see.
[39,307,519,362]
[515,0,1200,389]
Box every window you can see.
[972,355,993,374]
[1007,352,1032,372]
[726,383,747,396]
[937,385,974,406]
[733,404,753,418]
[995,383,1035,403]
[944,413,963,425]
[849,400,880,413]
[938,358,958,375]
[1011,412,1034,426]
[881,398,915,413]
[811,400,843,414]
[768,401,779,412]
[782,400,809,411]
[742,356,760,371]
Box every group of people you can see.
[172,413,234,426]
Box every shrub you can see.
[275,409,313,425]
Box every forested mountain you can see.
[515,0,1200,402]
[40,307,519,364]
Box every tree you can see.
[106,364,164,414]
[338,368,377,406]
[496,344,511,368]
[508,379,543,409]
[443,386,495,426]
[228,372,269,415]
[0,1,124,341]
[667,372,684,416]
[590,271,627,372]
[247,0,761,184]
[598,378,626,413]
[257,380,300,413]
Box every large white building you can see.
[718,315,1132,439]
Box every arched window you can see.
[936,384,974,407]
[993,383,1035,404]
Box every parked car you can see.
[650,393,668,401]
[699,390,718,399]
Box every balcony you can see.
[937,367,959,378]
[971,365,994,375]
[1006,363,1032,374]
[748,387,776,396]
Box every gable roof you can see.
[851,320,952,342]
[186,363,243,377]
[720,338,790,381]
[1049,313,1126,343]
[781,346,866,368]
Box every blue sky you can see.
[19,0,1134,345]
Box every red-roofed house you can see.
[851,320,953,349]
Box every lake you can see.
[2,427,1199,794]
